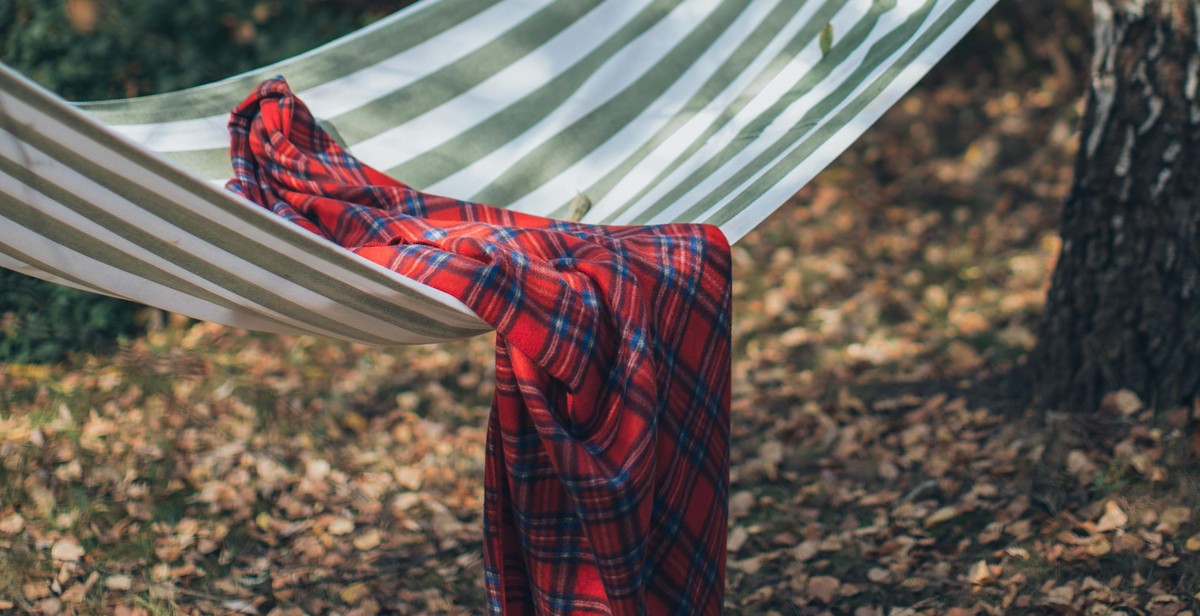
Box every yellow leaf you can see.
[339,582,370,604]
[567,192,592,221]
[341,411,367,432]
[255,511,276,532]
[1186,534,1200,551]
[818,23,834,56]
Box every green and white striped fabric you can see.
[0,0,997,344]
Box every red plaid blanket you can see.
[228,78,731,615]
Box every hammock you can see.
[0,0,997,345]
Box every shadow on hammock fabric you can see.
[0,0,997,346]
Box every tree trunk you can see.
[1032,0,1200,412]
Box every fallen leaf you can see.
[105,575,132,591]
[327,517,355,536]
[1103,389,1143,416]
[23,582,51,601]
[1156,507,1190,535]
[924,505,958,528]
[728,555,764,574]
[793,539,820,562]
[60,583,87,604]
[807,576,840,603]
[729,491,755,518]
[353,529,382,551]
[51,539,85,562]
[34,598,63,615]
[1095,501,1128,532]
[0,513,24,535]
[1086,538,1111,557]
[340,583,370,604]
[727,526,749,552]
[1185,534,1200,552]
[968,560,997,585]
[394,467,423,491]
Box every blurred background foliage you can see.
[0,0,415,363]
[0,0,1089,363]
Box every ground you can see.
[2,1,1200,614]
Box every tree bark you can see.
[1032,0,1200,411]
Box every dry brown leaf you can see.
[1086,538,1112,557]
[968,560,997,586]
[0,512,25,535]
[758,441,784,479]
[1156,507,1190,535]
[50,539,85,562]
[727,526,749,552]
[1004,546,1030,559]
[327,517,355,536]
[728,555,764,575]
[924,505,959,528]
[60,584,87,604]
[394,467,424,491]
[807,576,840,603]
[23,582,51,601]
[354,529,383,551]
[793,540,820,562]
[34,597,63,615]
[729,491,755,518]
[867,567,892,584]
[1066,450,1093,476]
[105,575,132,591]
[1041,585,1077,614]
[1095,501,1129,532]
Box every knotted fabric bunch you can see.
[227,77,731,615]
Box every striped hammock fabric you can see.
[0,0,997,345]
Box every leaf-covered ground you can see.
[3,2,1200,614]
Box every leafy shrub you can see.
[0,0,414,362]
[0,270,144,363]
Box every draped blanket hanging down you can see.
[228,78,732,615]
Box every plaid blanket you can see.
[228,78,731,615]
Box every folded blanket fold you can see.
[227,77,732,615]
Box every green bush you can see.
[0,0,414,362]
[0,270,144,363]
